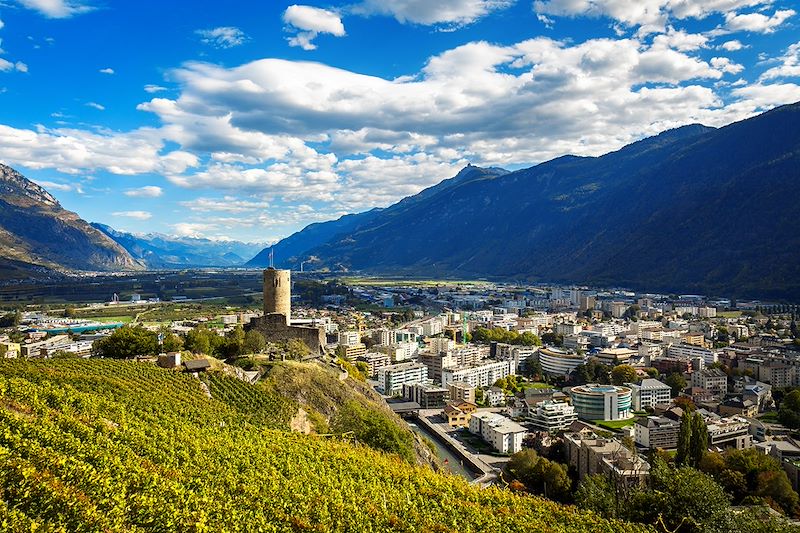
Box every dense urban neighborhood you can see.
[3,273,800,530]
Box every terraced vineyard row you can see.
[0,359,652,532]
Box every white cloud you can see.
[761,41,800,80]
[17,0,93,18]
[720,39,746,51]
[112,210,152,220]
[711,56,744,74]
[0,59,28,73]
[353,0,513,26]
[144,84,167,93]
[99,67,114,74]
[724,9,795,33]
[195,26,247,49]
[171,222,216,237]
[533,0,776,33]
[0,19,4,30]
[180,196,270,213]
[85,102,105,110]
[35,180,72,192]
[124,186,163,198]
[283,5,345,50]
[651,27,707,51]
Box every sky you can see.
[0,0,799,244]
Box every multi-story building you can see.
[358,352,391,378]
[469,412,527,454]
[555,322,582,336]
[565,431,650,486]
[667,343,718,365]
[705,415,752,450]
[443,400,478,427]
[690,368,728,395]
[340,343,367,361]
[448,381,476,404]
[528,400,578,433]
[376,362,428,395]
[338,331,361,347]
[0,340,21,358]
[373,329,397,346]
[441,359,513,388]
[634,416,680,450]
[484,386,506,407]
[419,351,456,383]
[569,384,633,421]
[402,383,449,409]
[627,378,672,410]
[595,347,637,366]
[538,347,586,377]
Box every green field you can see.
[594,418,637,430]
[718,311,742,318]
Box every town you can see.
[2,269,800,521]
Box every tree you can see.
[575,474,619,518]
[93,326,159,359]
[0,344,6,358]
[676,410,693,466]
[185,327,213,355]
[611,364,637,386]
[673,396,696,412]
[162,333,184,353]
[243,330,266,354]
[284,338,310,360]
[689,412,707,468]
[664,372,687,397]
[504,449,572,502]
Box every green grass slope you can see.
[0,359,651,532]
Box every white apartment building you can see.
[668,343,719,365]
[376,362,428,395]
[469,412,527,454]
[441,359,514,388]
[373,329,397,346]
[428,337,455,354]
[626,378,672,410]
[528,400,577,433]
[555,322,583,336]
[538,347,586,377]
[338,331,361,347]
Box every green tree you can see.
[0,344,6,358]
[162,333,184,353]
[575,474,619,518]
[689,412,707,468]
[676,410,693,467]
[93,326,159,359]
[611,364,638,386]
[185,326,213,355]
[504,449,572,502]
[243,330,266,354]
[330,400,415,463]
[664,372,687,397]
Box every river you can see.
[407,421,478,480]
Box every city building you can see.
[469,412,527,454]
[595,347,637,366]
[538,347,586,377]
[402,383,449,409]
[528,400,578,433]
[690,368,728,396]
[443,400,478,427]
[634,416,680,450]
[358,352,391,378]
[376,362,428,395]
[448,381,476,404]
[484,386,506,407]
[441,359,513,388]
[565,430,650,486]
[668,343,719,366]
[569,384,633,421]
[626,378,672,411]
[705,414,752,450]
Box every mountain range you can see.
[3,102,800,297]
[251,102,800,299]
[91,224,265,269]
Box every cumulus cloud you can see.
[720,39,746,51]
[761,41,800,80]
[144,84,167,93]
[196,26,248,48]
[17,0,93,18]
[124,186,163,198]
[99,67,114,74]
[112,210,152,220]
[711,56,744,74]
[353,0,513,26]
[283,5,345,50]
[0,59,28,73]
[533,0,777,33]
[724,9,795,33]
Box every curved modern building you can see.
[538,347,586,377]
[569,384,633,421]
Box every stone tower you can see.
[263,268,291,324]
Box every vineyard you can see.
[0,359,652,532]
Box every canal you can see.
[407,420,478,480]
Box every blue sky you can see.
[0,0,799,243]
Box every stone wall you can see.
[247,313,326,357]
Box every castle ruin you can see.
[246,268,326,357]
